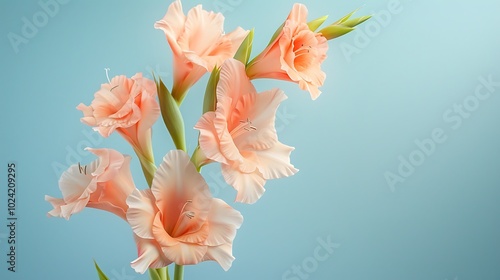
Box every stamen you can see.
[295,44,314,56]
[232,118,258,138]
[180,200,192,213]
[171,200,196,236]
[104,68,111,83]
[185,211,195,219]
[78,162,87,175]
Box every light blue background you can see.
[1,0,500,279]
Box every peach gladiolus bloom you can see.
[246,4,328,100]
[126,150,243,273]
[154,0,249,102]
[45,148,135,220]
[77,73,160,165]
[195,59,298,204]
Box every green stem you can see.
[133,147,156,187]
[173,264,184,280]
[148,267,170,280]
[160,266,169,280]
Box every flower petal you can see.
[205,199,243,246]
[162,242,208,266]
[194,111,229,165]
[180,5,225,66]
[235,88,287,151]
[131,235,171,274]
[287,3,309,23]
[202,243,236,271]
[87,148,126,181]
[221,164,266,204]
[127,189,157,239]
[216,59,256,111]
[45,195,65,219]
[154,0,186,57]
[254,142,298,180]
[151,150,211,235]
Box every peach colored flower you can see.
[77,73,159,165]
[45,148,135,220]
[194,59,298,204]
[246,3,328,100]
[126,150,243,273]
[154,0,249,102]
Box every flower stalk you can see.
[174,265,184,280]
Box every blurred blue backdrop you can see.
[1,0,500,279]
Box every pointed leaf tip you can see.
[234,29,255,65]
[93,260,110,280]
[308,15,329,31]
[157,78,187,152]
[333,8,360,25]
[203,65,221,114]
[343,15,372,28]
[319,25,355,40]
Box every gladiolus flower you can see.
[154,0,249,103]
[45,148,135,220]
[77,73,160,183]
[126,150,243,273]
[246,3,328,100]
[195,59,298,204]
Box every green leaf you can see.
[234,29,255,65]
[307,15,329,31]
[156,77,187,152]
[202,66,221,114]
[319,25,355,40]
[93,260,110,280]
[267,22,285,46]
[332,8,359,25]
[342,15,372,28]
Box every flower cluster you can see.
[45,1,369,279]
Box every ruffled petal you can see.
[151,150,211,235]
[181,5,225,65]
[126,189,157,239]
[235,89,287,151]
[254,142,298,180]
[45,195,65,219]
[204,199,243,246]
[154,0,186,57]
[202,243,235,271]
[58,161,97,203]
[131,235,171,274]
[216,59,256,110]
[221,164,266,204]
[86,148,126,182]
[162,242,208,266]
[194,112,229,165]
